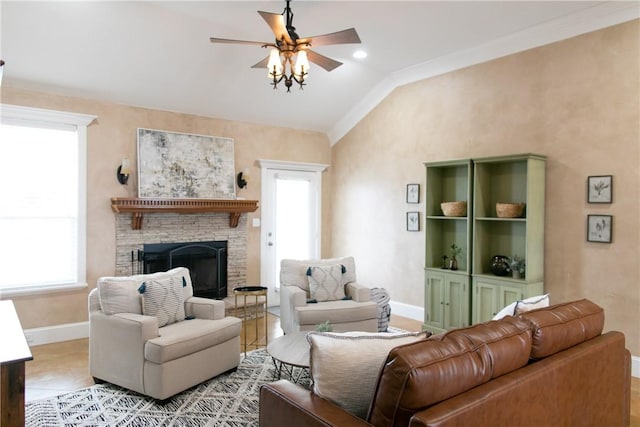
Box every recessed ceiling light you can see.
[353,50,367,59]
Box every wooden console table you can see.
[0,300,33,427]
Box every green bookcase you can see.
[471,154,546,322]
[423,159,472,333]
[423,154,546,332]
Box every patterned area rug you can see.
[26,349,306,427]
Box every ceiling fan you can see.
[210,0,361,91]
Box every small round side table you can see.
[233,286,268,355]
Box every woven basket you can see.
[441,201,467,217]
[496,202,525,218]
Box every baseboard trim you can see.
[390,300,424,323]
[23,321,89,347]
[390,300,640,379]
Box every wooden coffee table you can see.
[266,332,310,384]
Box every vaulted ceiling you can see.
[1,1,637,143]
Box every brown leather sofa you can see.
[260,299,631,426]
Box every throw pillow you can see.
[138,275,187,327]
[492,301,517,320]
[306,264,346,302]
[97,277,143,315]
[514,293,550,315]
[492,294,550,320]
[307,330,429,419]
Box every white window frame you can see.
[0,104,96,297]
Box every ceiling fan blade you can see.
[298,28,361,48]
[258,11,293,45]
[305,49,343,72]
[251,56,270,69]
[209,37,272,47]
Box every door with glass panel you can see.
[260,162,325,306]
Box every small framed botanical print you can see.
[587,215,612,243]
[407,212,420,231]
[406,184,420,204]
[587,175,612,203]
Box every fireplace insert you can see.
[141,241,227,299]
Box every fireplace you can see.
[114,212,247,298]
[142,240,228,299]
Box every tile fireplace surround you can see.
[114,212,248,297]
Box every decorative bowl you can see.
[496,202,525,218]
[440,201,467,217]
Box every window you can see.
[0,104,95,296]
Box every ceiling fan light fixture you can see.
[293,51,310,79]
[267,49,308,92]
[210,0,361,92]
[267,49,284,78]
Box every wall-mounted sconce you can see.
[0,60,5,87]
[117,158,130,185]
[237,169,249,189]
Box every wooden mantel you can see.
[111,197,259,230]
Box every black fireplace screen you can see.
[141,241,227,299]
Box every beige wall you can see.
[1,20,638,358]
[0,87,332,328]
[331,21,640,355]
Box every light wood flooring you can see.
[25,313,639,426]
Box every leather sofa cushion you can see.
[145,317,242,364]
[518,298,604,359]
[295,300,378,326]
[368,316,532,427]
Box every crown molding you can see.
[328,2,640,145]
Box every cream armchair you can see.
[89,267,242,400]
[279,257,379,334]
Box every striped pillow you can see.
[138,275,186,327]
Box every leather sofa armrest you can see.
[345,282,371,302]
[185,296,225,320]
[259,380,374,427]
